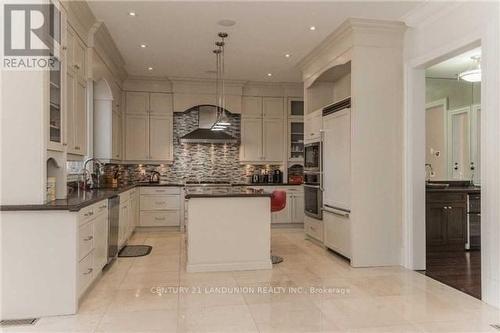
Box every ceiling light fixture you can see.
[128,12,136,16]
[458,56,481,82]
[140,44,147,48]
[212,32,232,130]
[148,67,153,71]
[285,53,291,58]
[267,73,272,77]
[309,26,316,31]
[218,19,236,27]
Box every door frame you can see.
[403,33,500,306]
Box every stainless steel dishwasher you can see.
[107,195,120,264]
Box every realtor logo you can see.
[3,4,60,69]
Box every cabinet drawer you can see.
[140,195,179,210]
[79,205,95,225]
[140,211,180,227]
[140,187,180,195]
[94,200,108,216]
[323,211,351,258]
[78,251,94,297]
[305,217,323,242]
[79,221,94,260]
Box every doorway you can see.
[422,48,482,299]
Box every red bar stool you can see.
[271,190,286,264]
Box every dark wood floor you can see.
[422,250,481,299]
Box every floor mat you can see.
[118,245,152,257]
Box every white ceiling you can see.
[88,1,421,83]
[426,47,482,79]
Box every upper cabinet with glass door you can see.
[48,3,63,151]
[287,97,304,162]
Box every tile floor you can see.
[4,228,500,332]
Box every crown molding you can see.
[90,22,127,82]
[401,1,462,28]
[61,0,96,46]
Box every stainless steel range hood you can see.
[179,105,238,144]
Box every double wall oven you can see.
[304,141,323,219]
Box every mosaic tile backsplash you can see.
[101,108,281,185]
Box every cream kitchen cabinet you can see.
[242,96,263,118]
[263,97,284,119]
[304,109,323,144]
[240,96,285,163]
[126,91,173,116]
[124,91,173,162]
[65,25,87,156]
[263,118,284,162]
[139,186,181,227]
[240,118,263,162]
[111,110,122,160]
[118,191,130,249]
[323,210,351,259]
[292,192,305,223]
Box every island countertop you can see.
[184,186,272,199]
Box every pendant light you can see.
[458,56,481,83]
[211,32,231,130]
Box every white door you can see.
[126,92,149,114]
[292,193,305,223]
[263,97,284,119]
[74,79,87,155]
[263,118,284,162]
[447,107,471,180]
[125,115,149,160]
[149,93,173,116]
[322,109,351,211]
[149,115,173,161]
[93,213,108,272]
[65,70,76,153]
[240,118,263,161]
[242,96,263,118]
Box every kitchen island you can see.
[185,186,272,272]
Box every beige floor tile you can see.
[178,304,258,332]
[97,310,178,332]
[178,288,247,309]
[416,320,500,332]
[118,270,180,290]
[315,296,410,330]
[106,288,178,313]
[248,300,341,332]
[128,255,180,274]
[78,287,117,314]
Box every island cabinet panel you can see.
[426,192,467,251]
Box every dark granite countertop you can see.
[232,183,303,187]
[0,182,184,212]
[185,186,271,199]
[426,186,481,194]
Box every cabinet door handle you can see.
[154,217,166,221]
[84,236,93,241]
[99,205,107,209]
[83,268,93,275]
[75,146,80,150]
[155,201,166,205]
[84,211,93,217]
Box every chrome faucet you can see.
[81,157,104,189]
[425,163,434,182]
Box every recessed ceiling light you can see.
[148,67,153,71]
[285,53,291,58]
[128,12,136,16]
[267,73,272,77]
[218,19,236,27]
[140,44,147,48]
[309,26,316,31]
